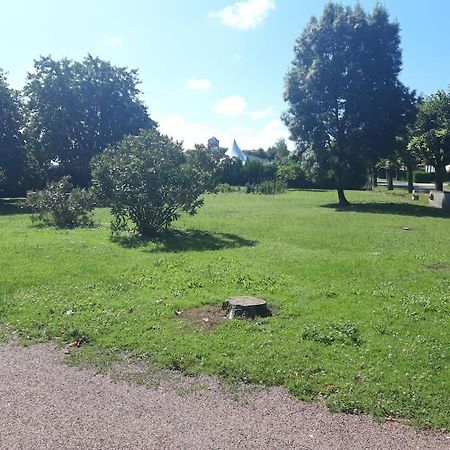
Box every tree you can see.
[283,3,411,205]
[266,138,290,161]
[25,55,155,186]
[0,69,25,195]
[92,129,217,237]
[409,90,450,191]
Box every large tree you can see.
[283,3,412,205]
[0,69,25,195]
[409,90,450,191]
[25,55,155,186]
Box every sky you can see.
[1,0,450,150]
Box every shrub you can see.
[217,183,240,193]
[92,129,217,237]
[414,171,450,183]
[26,176,96,228]
[246,180,287,195]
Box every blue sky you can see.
[1,0,450,150]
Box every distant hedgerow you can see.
[246,180,287,195]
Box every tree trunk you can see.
[435,164,445,191]
[373,171,378,187]
[223,297,271,319]
[337,188,350,207]
[386,168,394,190]
[407,165,414,193]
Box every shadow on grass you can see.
[111,228,258,253]
[321,202,450,218]
[0,198,29,215]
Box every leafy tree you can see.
[92,129,217,237]
[25,55,155,186]
[0,69,25,195]
[26,176,96,228]
[276,157,311,188]
[283,3,412,205]
[409,90,450,191]
[266,138,289,161]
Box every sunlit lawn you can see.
[0,189,449,428]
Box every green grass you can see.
[1,190,449,429]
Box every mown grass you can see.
[0,190,449,429]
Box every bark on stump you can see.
[223,297,272,319]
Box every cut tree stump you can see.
[222,296,272,319]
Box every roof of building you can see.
[225,139,247,163]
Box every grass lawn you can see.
[0,189,449,429]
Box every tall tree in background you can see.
[0,69,25,195]
[25,55,155,186]
[283,3,412,205]
[266,138,289,161]
[409,90,450,191]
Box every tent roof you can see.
[225,139,247,162]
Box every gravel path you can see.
[0,343,448,450]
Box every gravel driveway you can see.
[0,343,448,449]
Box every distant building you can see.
[225,140,247,164]
[207,136,220,150]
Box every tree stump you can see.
[222,296,272,319]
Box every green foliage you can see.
[276,158,312,188]
[245,180,287,195]
[283,2,414,204]
[92,129,217,237]
[26,176,96,228]
[0,68,25,195]
[216,183,241,193]
[414,171,450,183]
[266,138,290,161]
[25,55,155,186]
[220,158,276,186]
[409,89,450,191]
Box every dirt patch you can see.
[178,304,228,330]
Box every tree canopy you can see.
[409,89,450,191]
[283,2,413,205]
[25,55,155,186]
[0,69,25,195]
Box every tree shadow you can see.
[111,228,258,253]
[0,198,29,215]
[321,202,450,218]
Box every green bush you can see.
[414,171,450,183]
[246,180,287,195]
[414,171,434,183]
[217,183,240,193]
[26,176,96,228]
[92,129,217,237]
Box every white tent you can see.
[225,139,247,164]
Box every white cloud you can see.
[210,0,275,30]
[158,115,215,148]
[105,36,124,47]
[158,114,293,151]
[186,78,212,91]
[213,96,247,116]
[224,118,293,150]
[249,106,273,119]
